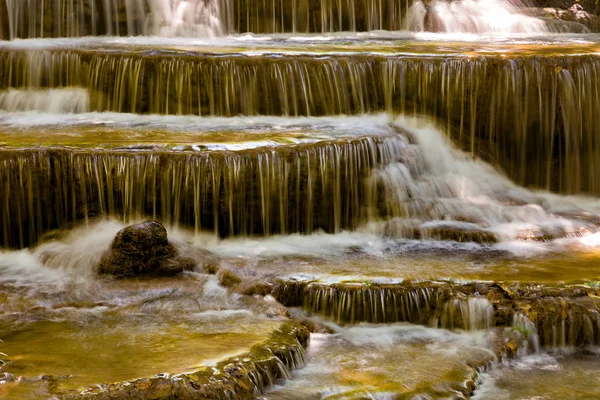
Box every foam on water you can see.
[473,352,600,399]
[266,319,496,399]
[2,31,599,51]
[0,220,124,287]
[0,112,391,133]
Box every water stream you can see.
[1,0,600,399]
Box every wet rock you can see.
[530,5,600,30]
[288,308,335,334]
[0,372,15,383]
[161,256,197,275]
[259,295,291,319]
[241,281,273,296]
[379,218,422,239]
[219,270,243,288]
[97,221,194,277]
[274,279,600,347]
[72,322,309,400]
[203,263,219,275]
[420,221,498,244]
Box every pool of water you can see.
[266,319,496,399]
[0,236,285,398]
[2,32,600,55]
[474,352,600,399]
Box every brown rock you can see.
[219,270,243,288]
[97,221,194,277]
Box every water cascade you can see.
[0,0,231,39]
[0,0,581,39]
[407,0,550,33]
[2,47,600,194]
[0,88,90,112]
[0,135,404,248]
[2,0,600,398]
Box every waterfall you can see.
[3,47,598,194]
[0,134,405,248]
[0,0,577,39]
[0,88,89,113]
[407,0,549,33]
[3,113,600,249]
[1,0,231,39]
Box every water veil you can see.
[1,0,585,39]
[1,0,600,398]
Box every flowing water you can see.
[474,352,600,399]
[266,319,497,398]
[2,0,600,399]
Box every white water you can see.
[4,0,228,39]
[3,0,580,40]
[0,88,89,113]
[143,0,227,37]
[362,115,600,244]
[407,0,550,33]
[266,320,496,399]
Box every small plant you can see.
[511,325,534,336]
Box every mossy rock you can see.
[97,221,194,277]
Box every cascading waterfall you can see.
[1,0,231,39]
[2,0,600,397]
[406,0,550,33]
[3,113,600,248]
[0,88,90,112]
[0,135,404,248]
[0,0,573,39]
[2,48,599,194]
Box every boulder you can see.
[97,221,195,277]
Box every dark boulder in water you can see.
[98,221,195,277]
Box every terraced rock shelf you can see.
[2,1,600,399]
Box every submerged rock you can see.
[97,221,195,277]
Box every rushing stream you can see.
[2,0,600,399]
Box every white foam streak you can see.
[145,0,226,37]
[0,220,124,287]
[0,88,89,113]
[0,112,391,132]
[369,115,600,245]
[408,0,548,34]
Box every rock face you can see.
[98,221,195,277]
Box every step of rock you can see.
[2,41,600,194]
[275,279,600,348]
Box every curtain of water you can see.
[233,0,408,33]
[0,137,403,248]
[2,50,598,194]
[1,0,233,39]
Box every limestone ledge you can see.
[66,321,309,400]
[274,279,600,348]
